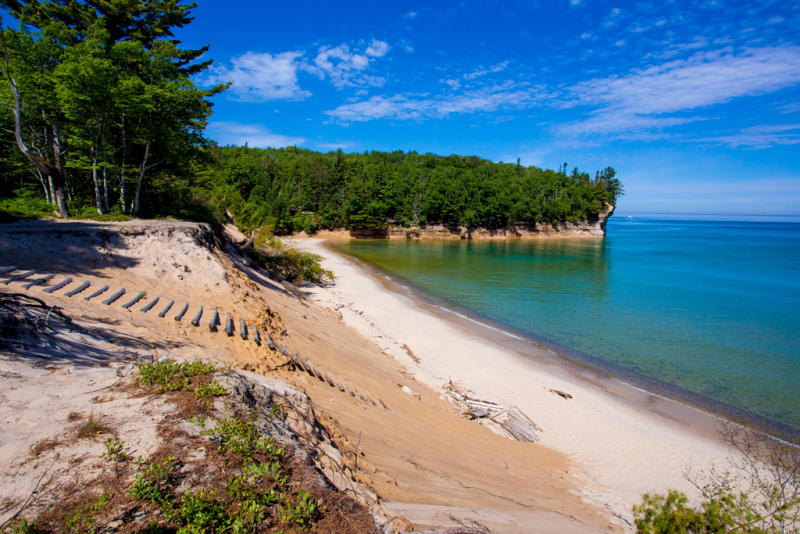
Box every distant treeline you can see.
[207,146,624,235]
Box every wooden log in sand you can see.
[158,300,174,317]
[224,313,233,335]
[252,325,261,344]
[66,281,90,297]
[140,296,160,313]
[191,307,204,326]
[323,371,336,387]
[23,274,53,290]
[266,336,276,350]
[43,277,72,293]
[208,308,219,330]
[85,285,110,301]
[121,292,145,309]
[4,270,35,284]
[239,318,247,339]
[0,266,17,276]
[102,288,125,305]
[174,303,189,321]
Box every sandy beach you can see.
[289,237,736,522]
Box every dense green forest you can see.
[0,0,622,234]
[207,146,623,235]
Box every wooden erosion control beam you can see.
[225,313,233,335]
[158,300,174,318]
[174,303,189,321]
[23,274,53,290]
[66,281,90,297]
[4,270,35,284]
[239,318,247,340]
[121,292,145,309]
[0,266,17,276]
[85,285,109,301]
[266,336,276,351]
[103,288,126,305]
[140,295,160,313]
[191,306,203,326]
[252,325,261,345]
[43,277,72,293]
[208,308,219,331]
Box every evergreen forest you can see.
[0,0,622,234]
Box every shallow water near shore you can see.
[330,214,800,437]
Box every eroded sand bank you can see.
[1,220,632,533]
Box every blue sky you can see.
[178,1,799,215]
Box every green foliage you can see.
[634,489,767,534]
[195,381,226,399]
[137,358,216,391]
[634,424,800,534]
[207,146,622,236]
[130,456,176,503]
[200,415,283,460]
[100,438,128,462]
[248,234,334,284]
[281,490,317,530]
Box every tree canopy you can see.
[0,0,227,217]
[206,146,623,235]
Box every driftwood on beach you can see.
[443,380,542,443]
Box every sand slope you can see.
[1,220,622,533]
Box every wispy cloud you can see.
[697,124,800,149]
[325,84,550,123]
[207,122,306,148]
[403,11,418,20]
[463,61,509,80]
[560,46,800,136]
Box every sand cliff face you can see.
[298,204,615,240]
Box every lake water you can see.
[330,214,800,437]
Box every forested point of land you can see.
[0,0,623,235]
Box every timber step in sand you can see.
[43,277,72,293]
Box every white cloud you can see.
[443,78,461,89]
[463,61,509,80]
[615,39,626,46]
[207,122,306,148]
[570,0,581,5]
[204,51,310,102]
[697,124,800,149]
[403,11,418,20]
[204,39,391,100]
[325,84,550,123]
[570,47,800,116]
[768,16,784,24]
[306,41,390,87]
[365,39,390,57]
[580,32,592,39]
[560,46,800,136]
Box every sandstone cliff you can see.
[296,204,615,240]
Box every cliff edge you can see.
[297,204,615,240]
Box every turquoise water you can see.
[330,215,800,437]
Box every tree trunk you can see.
[2,56,69,217]
[101,123,109,212]
[119,113,127,212]
[33,168,49,203]
[92,145,103,215]
[132,139,150,215]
